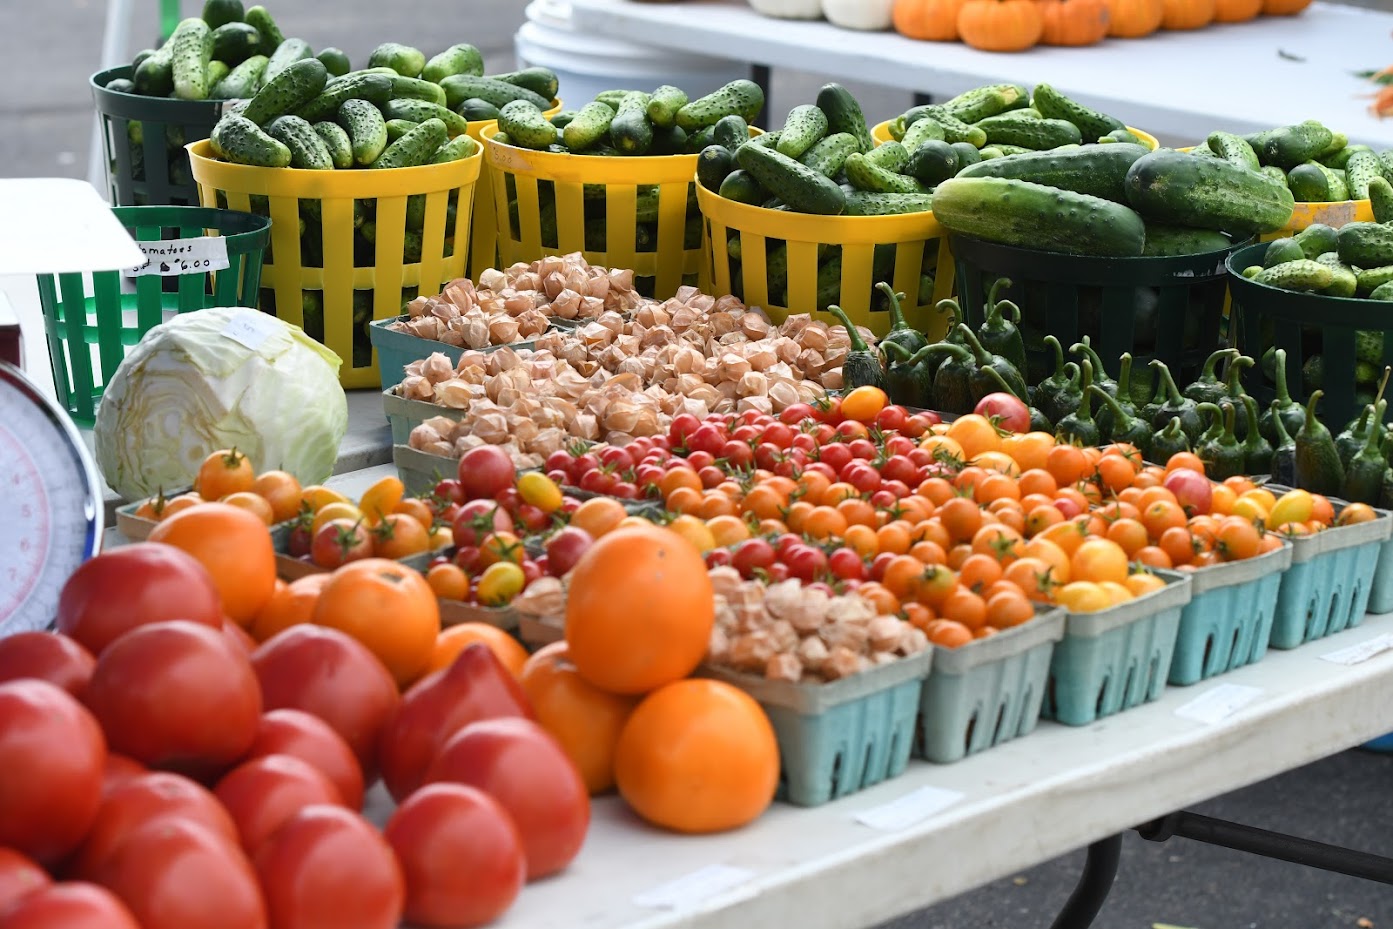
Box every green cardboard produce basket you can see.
[36,205,271,424]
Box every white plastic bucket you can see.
[515,0,745,110]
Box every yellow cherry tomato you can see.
[1097,581,1135,607]
[840,385,889,424]
[616,515,653,531]
[300,484,350,514]
[1053,581,1112,613]
[476,562,526,607]
[428,523,454,550]
[517,471,564,514]
[1337,502,1379,526]
[311,502,363,537]
[1239,488,1277,512]
[667,514,716,553]
[1229,496,1270,525]
[1266,489,1314,530]
[358,476,405,524]
[1124,572,1167,598]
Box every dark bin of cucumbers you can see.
[1227,220,1393,432]
[480,79,764,300]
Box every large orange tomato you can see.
[614,679,779,833]
[313,559,441,688]
[564,526,714,695]
[429,624,529,679]
[148,502,277,627]
[520,643,639,794]
[250,574,332,643]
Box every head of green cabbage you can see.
[94,307,349,501]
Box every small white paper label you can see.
[854,785,965,832]
[1174,683,1264,725]
[221,309,281,352]
[1321,633,1393,666]
[126,236,229,277]
[632,865,756,911]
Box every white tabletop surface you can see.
[567,0,1393,149]
[0,179,144,276]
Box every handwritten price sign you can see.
[125,236,230,278]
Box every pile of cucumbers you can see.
[1242,186,1393,300]
[1192,121,1393,204]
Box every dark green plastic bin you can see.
[36,205,271,424]
[1226,242,1393,430]
[950,234,1250,390]
[91,67,226,208]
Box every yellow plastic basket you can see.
[481,125,706,299]
[464,99,561,283]
[871,119,1159,151]
[695,184,955,340]
[187,139,483,389]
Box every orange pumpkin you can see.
[1038,0,1110,45]
[1103,0,1162,35]
[957,0,1044,51]
[1160,0,1214,28]
[1212,0,1259,20]
[1260,0,1311,13]
[893,0,968,40]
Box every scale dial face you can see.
[0,363,103,634]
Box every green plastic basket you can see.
[1043,573,1193,727]
[950,233,1250,390]
[700,650,933,808]
[916,606,1065,764]
[92,67,226,208]
[1168,542,1293,686]
[36,205,271,424]
[1227,242,1393,429]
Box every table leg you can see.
[1046,835,1123,929]
[750,64,771,129]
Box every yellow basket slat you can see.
[187,139,483,389]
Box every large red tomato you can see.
[252,626,400,779]
[69,771,240,880]
[378,644,534,802]
[0,883,141,929]
[93,819,266,929]
[0,849,49,913]
[383,783,525,929]
[99,755,148,798]
[0,680,106,866]
[456,446,515,501]
[0,632,95,697]
[55,543,222,654]
[83,621,261,779]
[423,717,589,880]
[245,710,365,811]
[253,806,404,929]
[214,755,344,856]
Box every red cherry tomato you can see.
[384,783,525,928]
[0,681,105,866]
[309,519,373,570]
[423,717,590,880]
[0,848,49,913]
[457,446,515,501]
[828,548,867,581]
[55,543,222,654]
[84,620,261,780]
[245,710,365,812]
[0,632,94,697]
[215,755,345,856]
[0,883,140,929]
[99,754,148,798]
[254,806,403,929]
[819,443,853,473]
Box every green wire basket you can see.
[36,205,271,424]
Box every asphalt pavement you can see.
[3,2,1392,927]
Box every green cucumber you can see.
[170,18,213,101]
[815,83,874,153]
[798,132,858,178]
[210,54,266,99]
[1319,144,1371,170]
[900,117,945,150]
[315,48,351,77]
[337,97,389,165]
[952,141,981,168]
[904,140,959,186]
[388,76,448,106]
[382,98,468,137]
[594,89,637,109]
[493,67,560,101]
[371,117,447,169]
[1031,83,1124,140]
[368,43,426,78]
[105,77,136,93]
[1294,223,1338,258]
[736,144,845,215]
[676,79,764,132]
[844,152,927,195]
[243,57,328,125]
[1254,260,1334,293]
[697,145,735,190]
[1261,121,1336,170]
[267,114,333,169]
[204,60,230,91]
[710,115,748,151]
[941,83,1029,123]
[609,91,654,155]
[1381,150,1393,182]
[1101,128,1142,144]
[1264,237,1305,267]
[1124,149,1295,234]
[718,170,766,205]
[211,113,291,166]
[210,22,260,66]
[974,114,1082,150]
[776,104,829,159]
[1369,176,1393,224]
[457,99,500,121]
[563,101,616,152]
[313,121,353,168]
[438,74,550,112]
[385,118,414,142]
[1371,282,1393,301]
[863,140,909,173]
[919,107,987,147]
[647,85,689,129]
[134,41,175,96]
[1260,165,1289,186]
[649,124,688,155]
[497,100,558,150]
[200,0,243,29]
[242,5,283,49]
[293,72,392,122]
[432,134,479,163]
[933,175,1146,257]
[263,38,312,86]
[1141,225,1232,256]
[957,142,1148,203]
[1206,131,1260,171]
[843,190,934,216]
[1344,149,1384,200]
[1338,222,1393,268]
[1288,163,1337,202]
[422,44,484,83]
